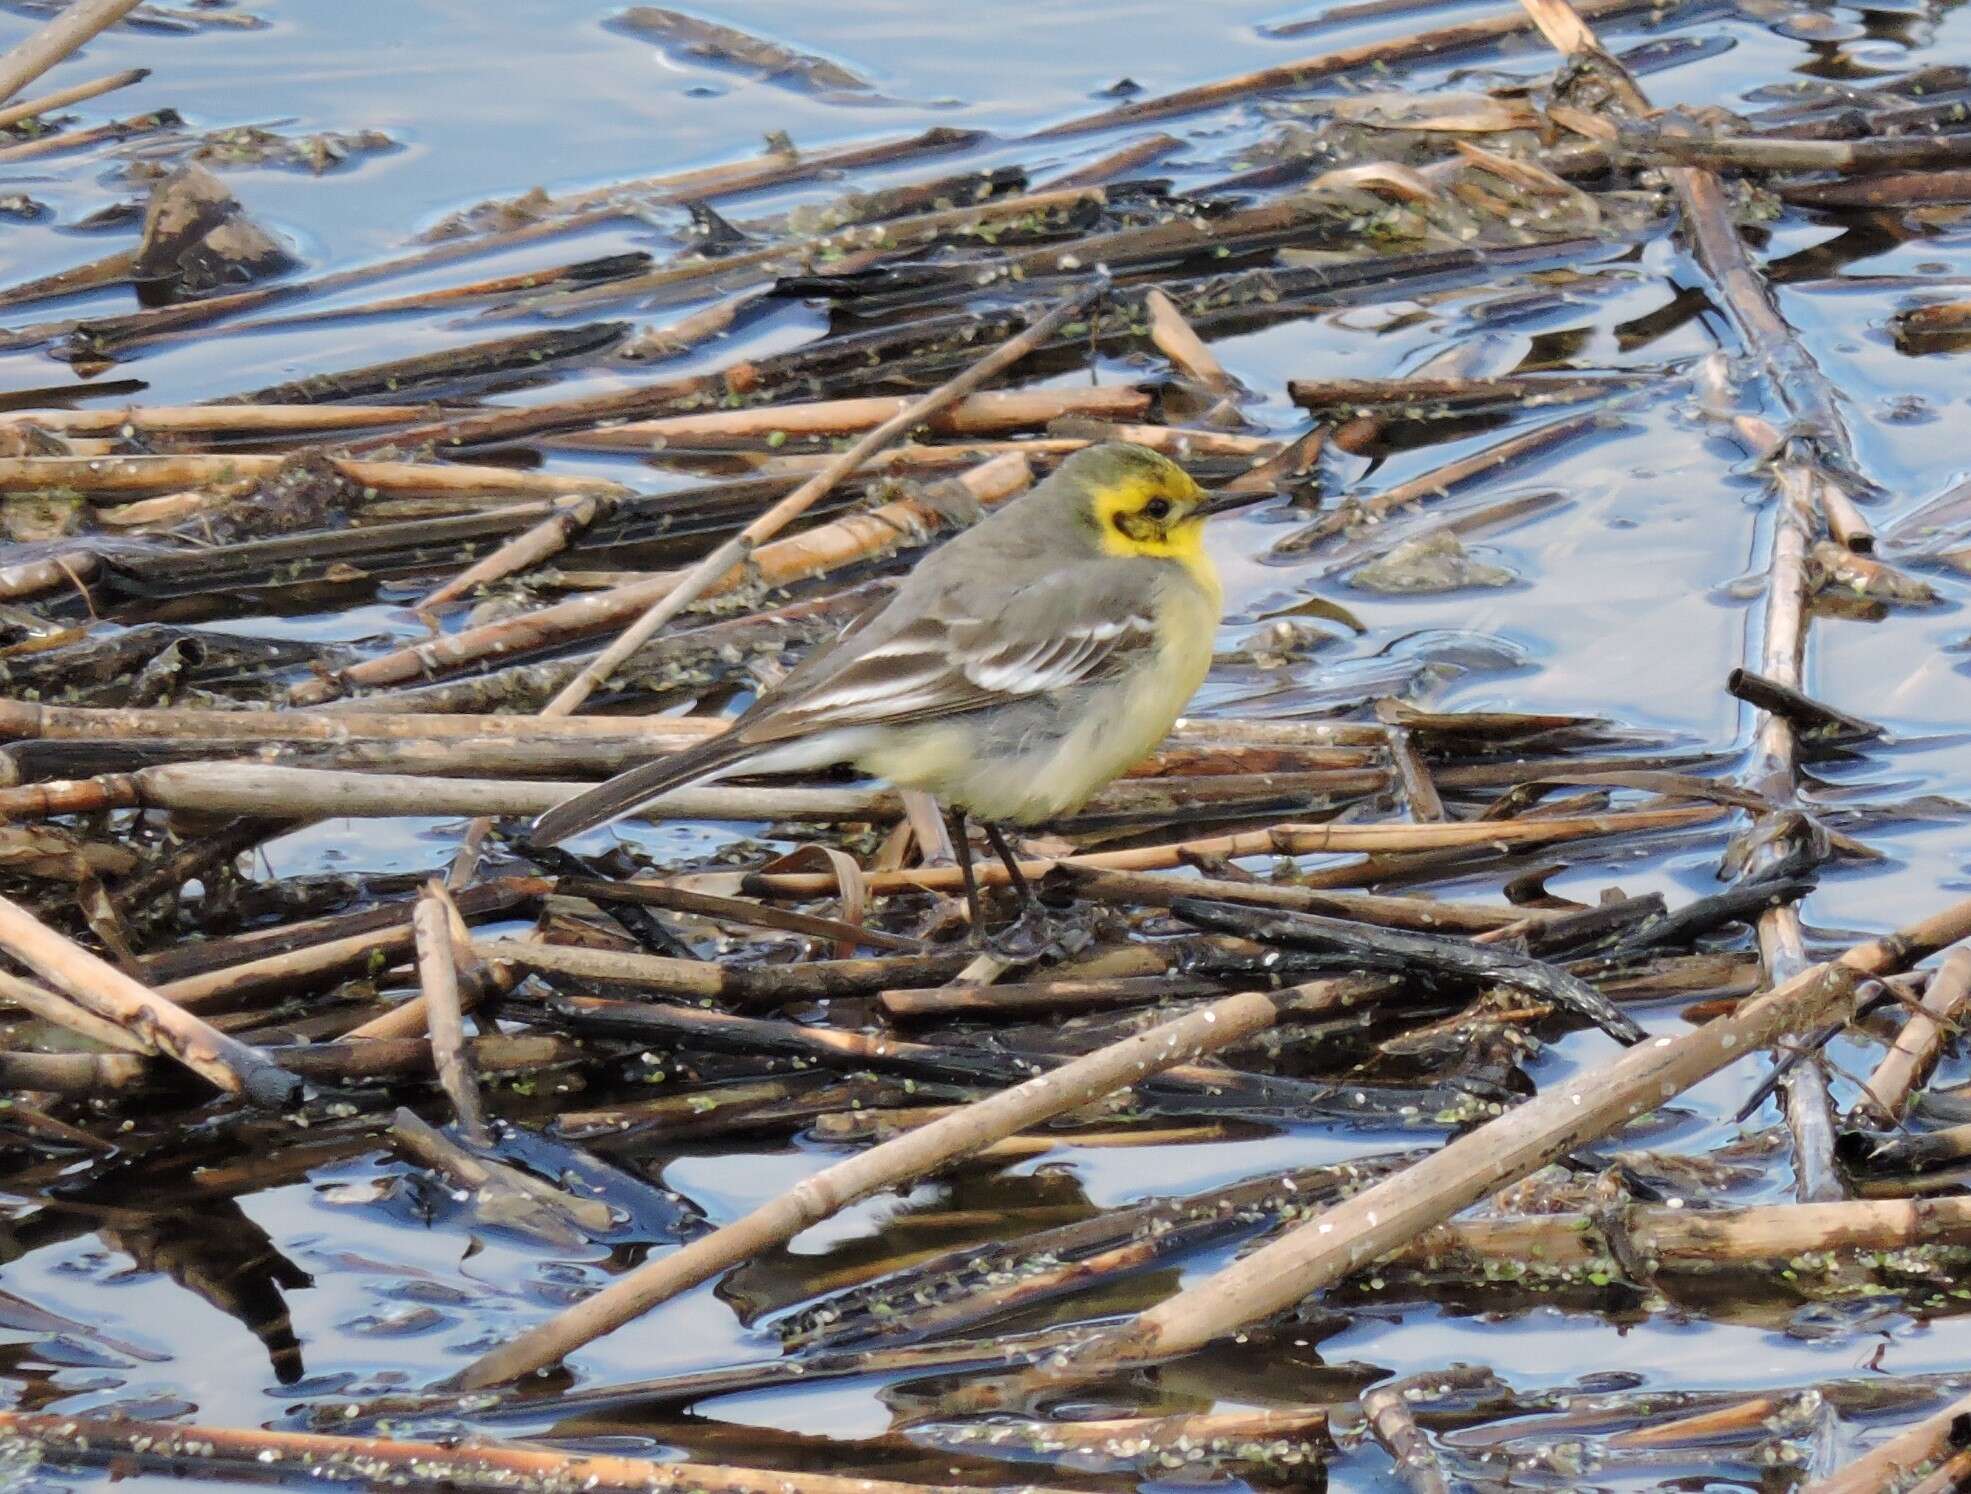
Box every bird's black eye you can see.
[1144,497,1173,521]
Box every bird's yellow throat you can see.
[1090,475,1220,599]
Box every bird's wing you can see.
[736,563,1164,745]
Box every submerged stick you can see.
[0,894,299,1106]
[450,985,1285,1387]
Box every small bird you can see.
[532,442,1260,933]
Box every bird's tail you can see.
[530,731,757,846]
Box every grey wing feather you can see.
[737,561,1164,745]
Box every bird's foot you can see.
[983,900,1095,963]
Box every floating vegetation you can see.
[0,0,1968,1488]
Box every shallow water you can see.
[3,0,1971,1488]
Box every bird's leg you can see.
[946,807,985,939]
[982,822,1037,912]
[981,822,1090,960]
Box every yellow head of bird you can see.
[1060,443,1210,562]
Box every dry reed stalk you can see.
[0,700,728,748]
[0,108,167,162]
[0,1408,1026,1494]
[0,967,151,1052]
[725,804,1725,898]
[0,64,143,128]
[1388,726,1447,821]
[1041,892,1971,1371]
[415,492,615,613]
[924,1404,1332,1459]
[1852,948,1971,1128]
[1907,1448,1971,1494]
[0,455,630,500]
[154,899,532,1013]
[1,401,434,436]
[0,1050,147,1093]
[549,386,1150,449]
[712,429,1278,479]
[413,886,487,1145]
[1040,131,1186,189]
[218,252,657,332]
[290,451,1033,702]
[6,207,626,355]
[0,550,96,601]
[0,0,142,105]
[1517,0,1854,1201]
[1803,1387,1971,1493]
[1144,288,1235,396]
[1407,1194,1971,1269]
[157,927,408,1012]
[472,938,971,1004]
[0,894,299,1105]
[450,985,1286,1386]
[0,762,901,824]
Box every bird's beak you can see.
[1192,486,1276,520]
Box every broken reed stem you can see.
[1363,1370,1491,1494]
[415,492,614,613]
[1804,1386,1971,1494]
[450,985,1284,1387]
[0,1409,1026,1494]
[0,0,142,106]
[0,894,299,1106]
[0,967,150,1053]
[0,64,144,130]
[1044,892,1971,1370]
[1410,1194,1971,1269]
[1144,288,1234,396]
[413,885,488,1146]
[0,699,728,749]
[1853,948,1971,1128]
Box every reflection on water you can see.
[3,0,1971,1487]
